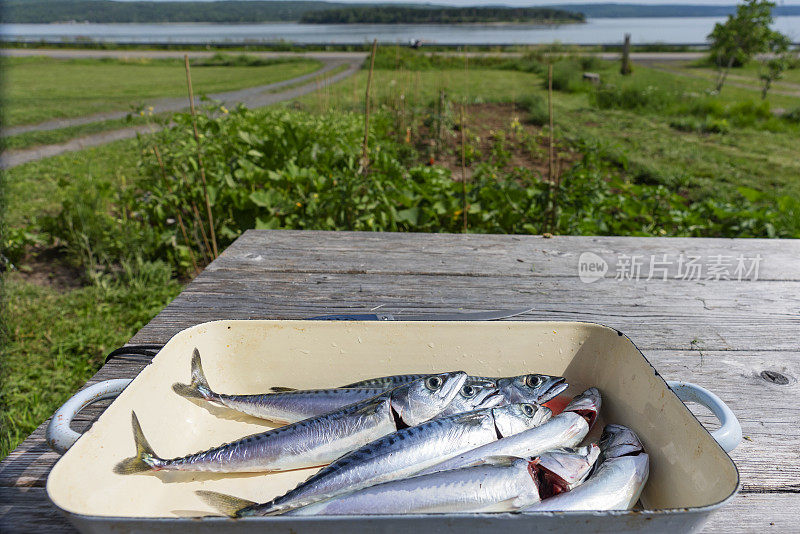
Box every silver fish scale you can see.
[157,398,396,473]
[251,410,500,515]
[287,458,540,516]
[216,387,385,422]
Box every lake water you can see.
[2,17,798,45]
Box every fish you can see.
[114,371,467,475]
[417,387,601,475]
[278,445,600,516]
[436,383,504,417]
[535,444,601,498]
[172,350,498,424]
[522,424,649,512]
[276,372,569,405]
[197,403,552,517]
[172,349,386,424]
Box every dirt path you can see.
[2,54,364,137]
[0,56,364,169]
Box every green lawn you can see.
[651,60,800,99]
[2,56,322,127]
[1,274,182,458]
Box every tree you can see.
[707,0,778,92]
[759,32,793,99]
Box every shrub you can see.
[518,94,549,126]
[593,82,678,111]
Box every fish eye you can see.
[425,376,443,390]
[461,385,476,398]
[522,403,535,417]
[525,375,543,388]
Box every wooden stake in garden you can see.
[184,54,219,259]
[460,104,468,233]
[548,62,556,233]
[621,33,633,76]
[548,63,554,183]
[360,39,378,174]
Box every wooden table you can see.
[2,230,798,531]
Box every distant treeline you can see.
[1,0,346,24]
[545,3,800,18]
[300,6,584,24]
[3,1,799,24]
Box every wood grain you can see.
[2,230,798,532]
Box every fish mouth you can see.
[526,458,571,499]
[564,388,601,428]
[600,424,645,459]
[537,377,569,403]
[478,389,505,409]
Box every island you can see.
[299,6,585,25]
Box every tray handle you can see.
[46,378,132,455]
[668,380,742,453]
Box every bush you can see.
[518,94,549,126]
[545,60,585,93]
[593,82,678,111]
[40,104,799,278]
[191,54,302,68]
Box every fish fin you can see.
[172,348,218,403]
[113,412,160,475]
[196,490,257,518]
[269,386,297,392]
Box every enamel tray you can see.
[46,320,741,533]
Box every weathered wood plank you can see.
[0,487,76,533]
[646,350,800,494]
[130,273,800,351]
[701,493,800,533]
[210,230,800,281]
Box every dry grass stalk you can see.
[183,54,219,259]
[360,39,378,174]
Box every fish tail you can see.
[196,490,257,518]
[113,412,161,475]
[172,348,217,402]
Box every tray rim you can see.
[46,318,741,522]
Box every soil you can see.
[12,247,85,291]
[411,102,579,182]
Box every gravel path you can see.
[0,55,364,169]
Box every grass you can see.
[4,137,141,228]
[2,115,158,151]
[0,273,182,457]
[679,59,800,87]
[1,56,322,127]
[298,68,544,110]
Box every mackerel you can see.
[282,446,600,516]
[198,403,552,517]
[279,372,568,404]
[419,388,601,475]
[522,424,649,511]
[173,350,498,424]
[115,371,466,475]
